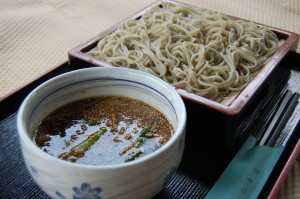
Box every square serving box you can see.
[68,0,299,152]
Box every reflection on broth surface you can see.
[33,96,173,165]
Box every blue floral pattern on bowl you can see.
[56,183,102,199]
[30,165,39,178]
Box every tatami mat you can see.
[0,0,299,198]
[0,0,154,100]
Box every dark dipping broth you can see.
[33,96,174,165]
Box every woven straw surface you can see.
[0,0,299,198]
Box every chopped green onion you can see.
[125,151,142,162]
[88,120,97,126]
[59,127,107,161]
[139,127,149,138]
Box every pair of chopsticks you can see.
[257,90,299,147]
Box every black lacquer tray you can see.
[0,52,300,199]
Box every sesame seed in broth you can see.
[33,96,174,165]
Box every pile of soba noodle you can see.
[87,1,283,101]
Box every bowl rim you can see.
[17,67,187,170]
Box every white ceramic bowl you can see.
[17,67,187,199]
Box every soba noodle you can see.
[87,1,283,100]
